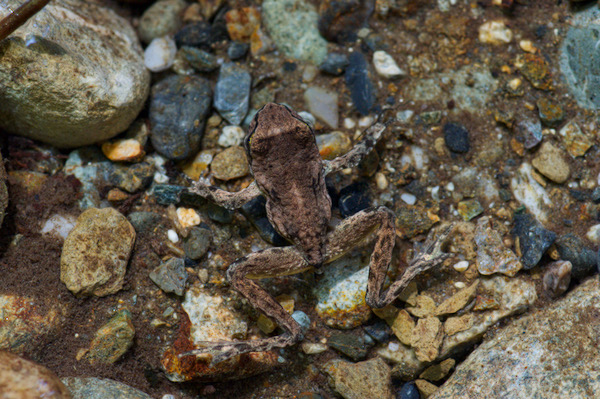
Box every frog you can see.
[184,102,454,365]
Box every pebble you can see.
[542,260,572,298]
[515,118,543,149]
[338,182,371,217]
[304,87,339,128]
[531,142,571,183]
[397,382,420,399]
[391,310,415,346]
[0,0,150,148]
[328,333,369,361]
[102,139,145,163]
[559,121,593,157]
[144,36,177,72]
[62,377,153,399]
[536,97,565,127]
[395,204,438,239]
[225,7,261,42]
[228,41,249,60]
[174,22,212,48]
[316,131,352,160]
[554,233,597,280]
[320,52,349,75]
[511,212,556,269]
[325,358,394,399]
[453,260,469,272]
[443,122,470,153]
[517,53,553,90]
[107,161,156,193]
[301,342,328,355]
[86,309,135,365]
[262,0,328,64]
[318,0,372,43]
[128,211,163,235]
[345,52,376,115]
[214,62,252,125]
[210,146,250,180]
[149,75,212,160]
[457,199,483,221]
[478,20,513,44]
[138,0,186,43]
[181,150,213,180]
[178,46,219,72]
[435,281,479,316]
[364,320,392,343]
[0,351,71,399]
[411,316,444,362]
[373,50,405,79]
[292,310,311,333]
[176,207,201,229]
[241,196,288,246]
[510,163,552,224]
[475,216,522,277]
[218,125,246,147]
[183,226,212,260]
[60,208,136,297]
[167,229,179,243]
[149,258,188,296]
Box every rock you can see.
[0,294,65,355]
[262,0,327,64]
[127,212,163,234]
[415,379,438,398]
[376,341,424,381]
[214,63,252,125]
[443,123,470,154]
[138,0,186,43]
[536,97,565,127]
[292,311,311,332]
[435,281,479,316]
[177,46,218,73]
[184,226,212,260]
[457,199,483,221]
[0,351,71,399]
[475,216,522,277]
[60,208,136,297]
[225,7,261,42]
[373,50,405,79]
[559,121,593,157]
[510,163,552,224]
[432,278,600,399]
[517,53,553,90]
[478,20,513,44]
[395,204,438,239]
[149,258,188,296]
[211,146,250,180]
[149,75,212,160]
[345,52,376,115]
[411,316,444,362]
[62,377,152,399]
[304,87,339,128]
[559,7,600,109]
[511,212,556,269]
[531,142,570,184]
[101,139,145,163]
[325,358,394,399]
[228,41,249,60]
[314,255,371,329]
[107,161,155,193]
[398,382,420,399]
[391,310,415,346]
[0,0,150,148]
[144,36,177,72]
[218,125,246,147]
[320,52,349,75]
[240,195,288,246]
[174,22,213,48]
[316,131,352,160]
[514,118,543,149]
[328,332,369,361]
[161,284,278,381]
[85,309,135,365]
[419,358,456,382]
[317,0,373,43]
[338,182,372,217]
[542,260,572,298]
[406,294,436,318]
[554,233,597,280]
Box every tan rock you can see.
[415,379,439,398]
[444,314,474,336]
[101,139,144,162]
[326,357,394,399]
[391,309,415,346]
[419,358,456,382]
[411,316,444,362]
[531,142,570,183]
[210,146,249,181]
[406,294,437,318]
[435,281,479,316]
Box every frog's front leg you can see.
[188,180,261,210]
[181,246,312,365]
[325,206,454,309]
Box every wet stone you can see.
[174,22,213,48]
[536,97,565,127]
[338,182,371,217]
[542,260,572,298]
[228,41,249,60]
[515,119,543,149]
[144,36,177,73]
[328,332,369,361]
[211,146,250,180]
[62,377,153,399]
[325,358,394,399]
[149,75,212,160]
[60,208,136,297]
[316,131,352,160]
[128,212,163,235]
[345,52,376,115]
[178,47,218,72]
[398,382,420,399]
[214,62,251,125]
[518,53,553,90]
[153,184,185,206]
[443,122,470,153]
[86,309,135,365]
[149,258,188,296]
[457,199,483,221]
[531,142,570,184]
[184,226,212,260]
[107,161,155,193]
[512,212,556,269]
[320,52,349,75]
[555,233,596,280]
[138,0,186,43]
[241,196,288,246]
[475,216,522,277]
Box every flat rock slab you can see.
[60,208,136,297]
[432,277,600,399]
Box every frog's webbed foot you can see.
[186,180,261,210]
[180,333,299,366]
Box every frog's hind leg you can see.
[324,206,454,309]
[181,246,311,365]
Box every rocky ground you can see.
[1,0,600,398]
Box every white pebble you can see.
[388,342,399,351]
[376,172,389,191]
[167,229,179,243]
[431,186,440,201]
[401,193,416,205]
[453,260,469,272]
[218,125,245,147]
[446,182,455,192]
[343,118,356,129]
[479,21,513,45]
[144,36,177,72]
[41,214,76,239]
[358,115,375,128]
[373,50,405,79]
[586,224,600,244]
[454,281,466,289]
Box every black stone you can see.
[555,233,597,280]
[128,212,163,234]
[179,46,218,72]
[153,184,185,205]
[512,212,556,269]
[228,41,249,60]
[338,182,371,218]
[283,61,297,72]
[327,332,368,361]
[397,382,420,399]
[184,225,212,260]
[443,122,470,153]
[174,22,213,48]
[319,53,349,76]
[149,75,212,160]
[241,196,288,246]
[364,320,391,343]
[345,52,376,115]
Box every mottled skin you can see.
[186,103,454,365]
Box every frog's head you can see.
[245,103,315,161]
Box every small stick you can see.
[0,0,51,42]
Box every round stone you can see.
[443,122,470,153]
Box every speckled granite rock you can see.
[0,0,150,148]
[432,277,600,399]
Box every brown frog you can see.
[185,103,454,364]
